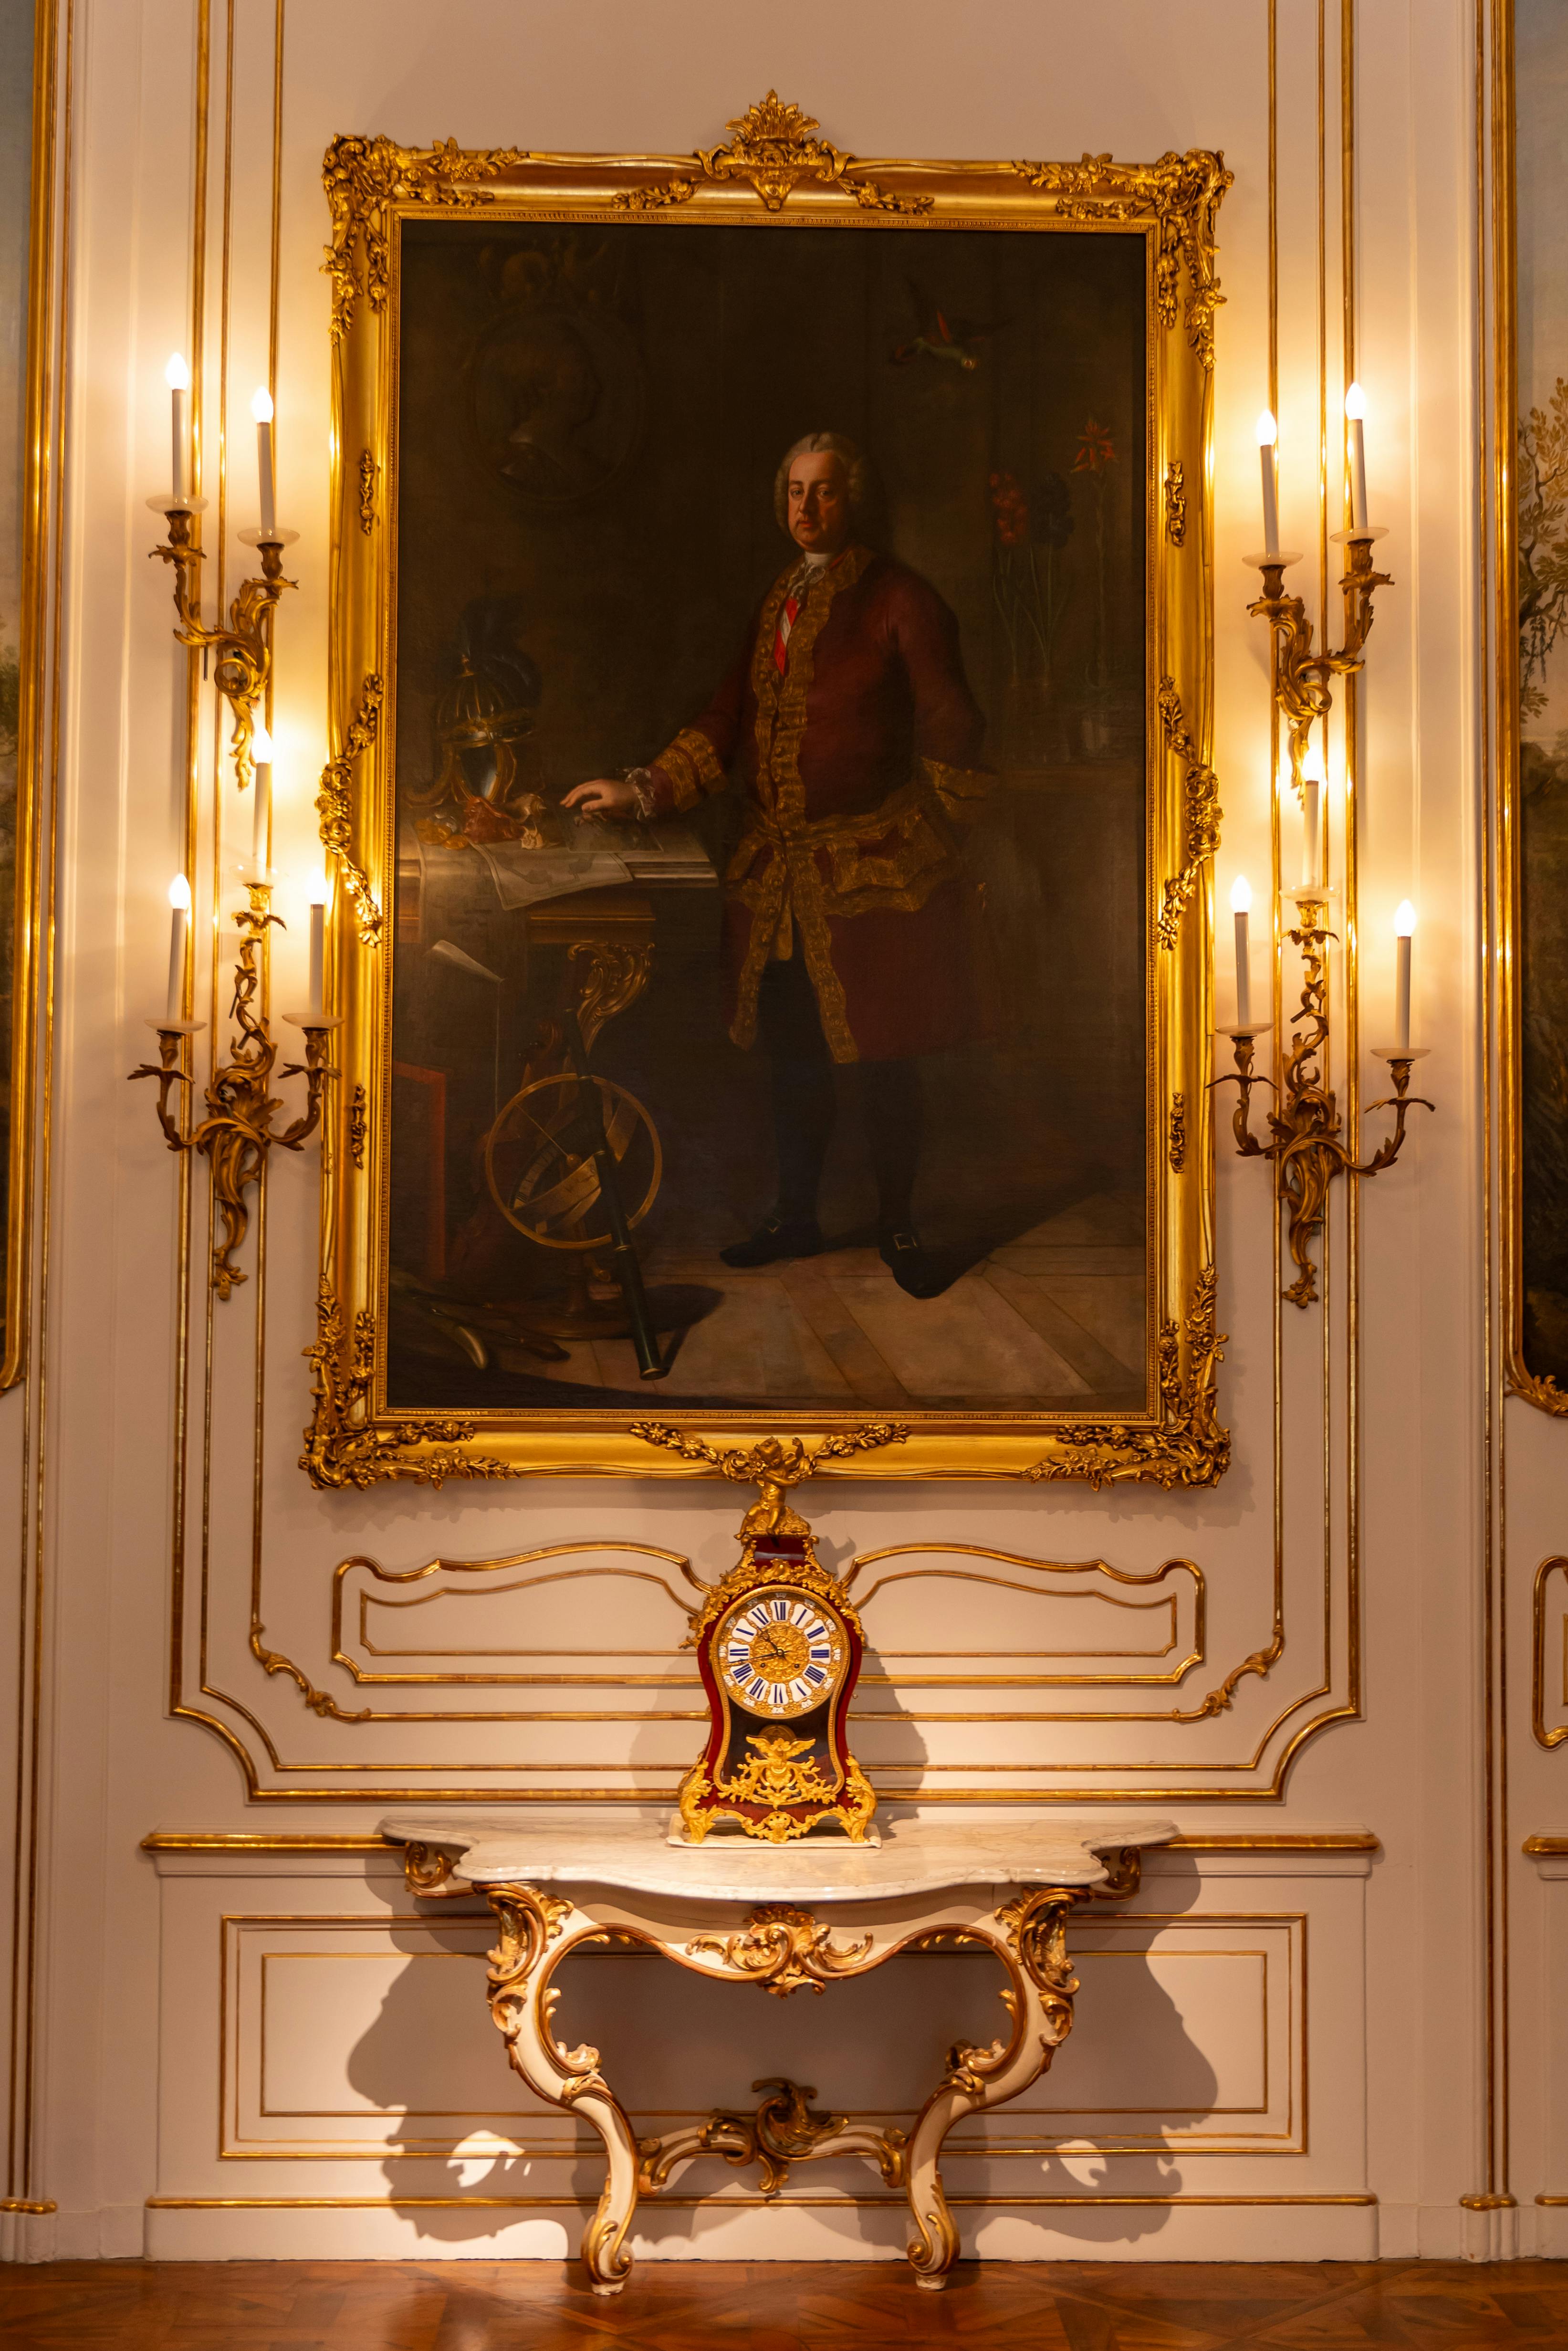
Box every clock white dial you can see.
[715,1589,846,1720]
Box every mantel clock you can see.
[676,1520,875,1845]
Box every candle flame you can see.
[1394,899,1417,936]
[167,872,192,911]
[250,385,274,424]
[165,352,190,392]
[1345,381,1368,420]
[305,869,332,906]
[1300,743,1327,787]
[1255,409,1278,448]
[251,725,273,766]
[1230,874,1253,914]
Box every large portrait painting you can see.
[1510,7,1568,1408]
[312,102,1228,1486]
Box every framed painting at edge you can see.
[0,0,59,1391]
[305,98,1231,1490]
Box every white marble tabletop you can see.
[378,1808,1176,1906]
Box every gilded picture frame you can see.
[1501,3,1568,1417]
[0,0,59,1392]
[307,96,1230,1489]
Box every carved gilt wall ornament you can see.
[300,1277,523,1490]
[313,103,1226,1489]
[1024,1263,1229,1490]
[315,673,384,947]
[615,91,934,216]
[322,133,532,340]
[1164,457,1188,545]
[1156,675,1223,950]
[1011,147,1232,368]
[129,888,335,1298]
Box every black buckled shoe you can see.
[719,1215,824,1269]
[879,1227,947,1299]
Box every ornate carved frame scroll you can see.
[313,99,1229,1488]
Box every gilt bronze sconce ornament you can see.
[131,887,338,1298]
[1214,882,1432,1307]
[132,371,326,1296]
[1219,409,1435,1308]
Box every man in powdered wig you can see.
[567,430,991,1298]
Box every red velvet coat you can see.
[648,543,992,1063]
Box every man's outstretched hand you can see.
[564,777,641,819]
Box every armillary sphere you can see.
[484,1071,662,1251]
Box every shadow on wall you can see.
[346,1859,1216,2254]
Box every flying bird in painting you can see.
[890,279,1010,373]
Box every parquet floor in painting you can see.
[4,2259,1568,2349]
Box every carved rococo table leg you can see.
[484,1884,643,2296]
[901,1881,1100,2288]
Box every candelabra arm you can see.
[276,1024,338,1150]
[150,510,297,792]
[1247,537,1393,797]
[129,890,334,1297]
[1349,1054,1435,1178]
[1208,1028,1278,1161]
[128,1026,198,1149]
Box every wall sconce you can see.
[1215,387,1434,1307]
[130,359,332,1297]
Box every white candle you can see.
[166,352,190,502]
[1345,382,1369,532]
[166,872,191,1023]
[306,875,329,1021]
[1300,744,1325,889]
[251,386,275,536]
[1393,900,1416,1051]
[1231,874,1254,1029]
[251,724,272,872]
[1256,409,1279,556]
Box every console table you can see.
[380,1810,1174,2294]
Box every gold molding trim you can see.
[356,449,376,534]
[146,2192,1379,2209]
[1532,1558,1568,1750]
[1155,677,1223,950]
[138,1829,1381,1854]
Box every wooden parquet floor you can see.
[4,2260,1568,2350]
